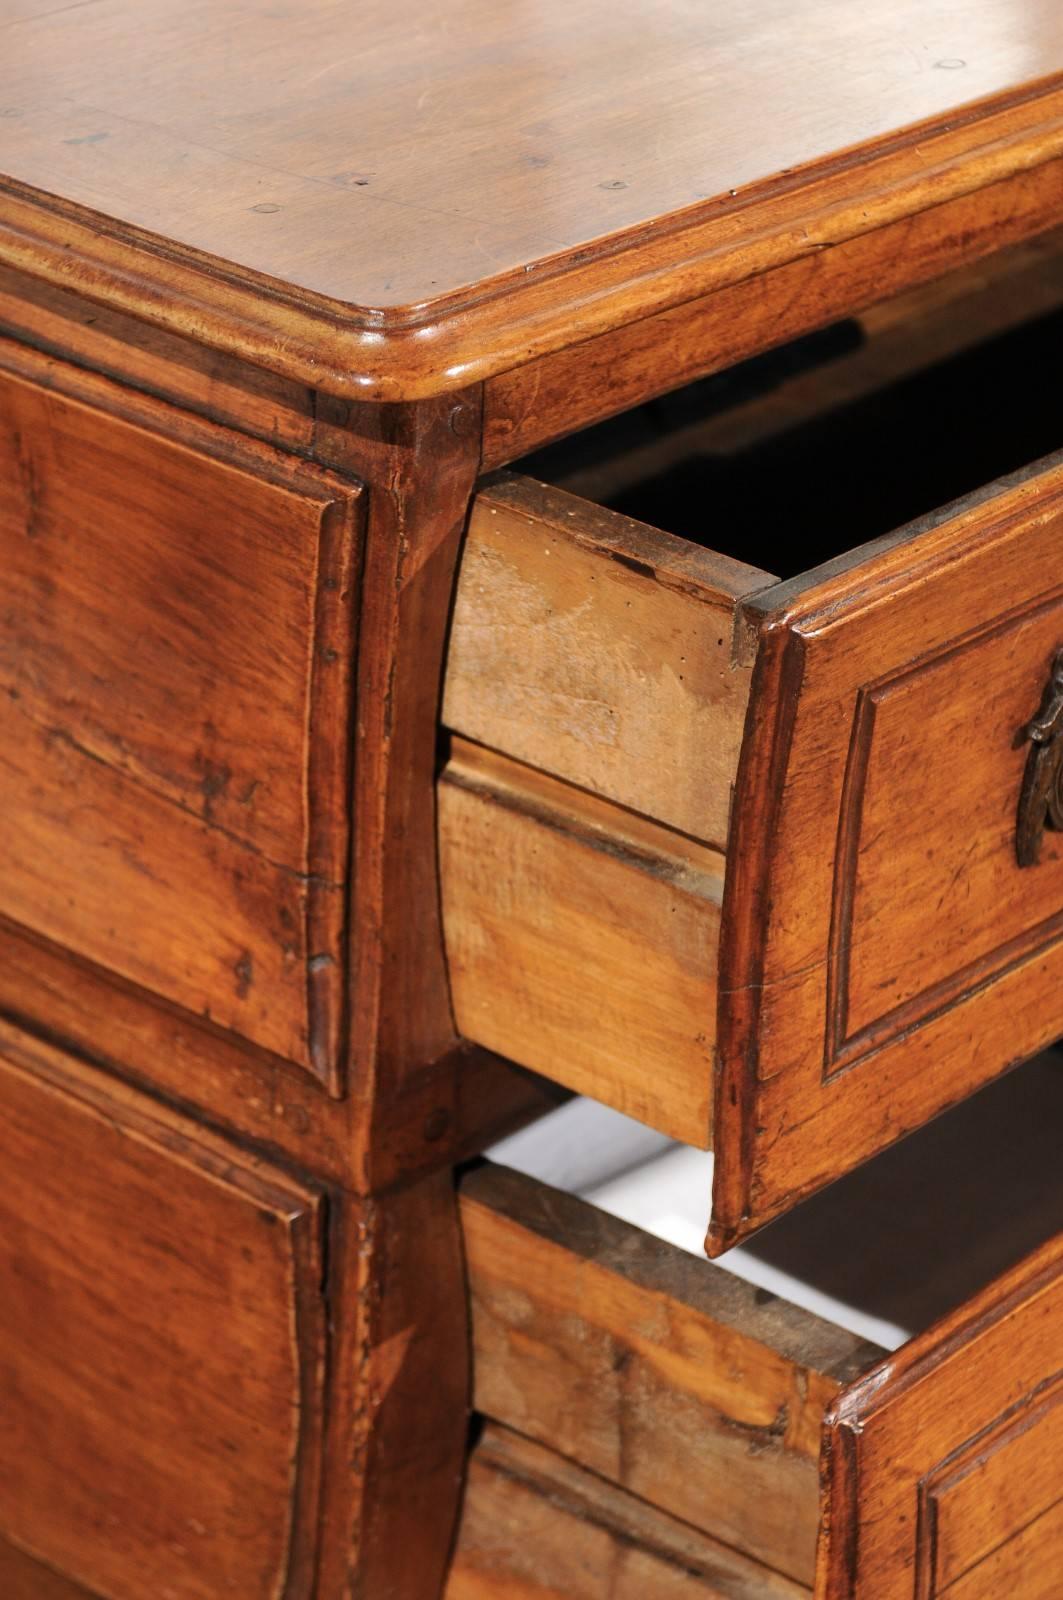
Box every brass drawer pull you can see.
[1017,647,1063,867]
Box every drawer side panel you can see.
[461,1164,874,1585]
[447,1424,810,1600]
[445,474,760,849]
[440,741,720,1144]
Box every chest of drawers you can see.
[0,2,1061,1596]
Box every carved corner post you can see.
[340,388,484,1141]
[310,389,484,1600]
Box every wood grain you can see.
[817,1232,1063,1600]
[0,262,316,454]
[0,906,560,1202]
[446,1424,811,1600]
[1,5,1062,396]
[339,389,486,1155]
[713,451,1063,1251]
[0,1017,492,1600]
[315,1169,471,1600]
[460,1165,876,1585]
[0,1537,100,1600]
[440,740,723,1143]
[0,339,362,1083]
[930,1381,1062,1592]
[0,18,1060,1589]
[463,1171,1063,1600]
[0,350,552,1197]
[482,162,1063,465]
[445,475,766,846]
[941,1503,1063,1600]
[0,1018,327,1600]
[443,450,1063,1233]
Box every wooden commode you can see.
[0,1,1061,1596]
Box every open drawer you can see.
[456,1053,1063,1597]
[440,271,1063,1249]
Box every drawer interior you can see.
[486,1048,1063,1350]
[441,230,1063,1202]
[516,228,1063,578]
[463,1049,1063,1588]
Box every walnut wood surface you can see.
[817,1232,1063,1599]
[0,324,552,1197]
[460,1165,876,1585]
[442,446,1063,1242]
[481,160,1063,465]
[0,19,1060,1589]
[714,451,1063,1250]
[526,227,1063,514]
[0,1018,327,1600]
[338,389,492,1160]
[0,336,362,1083]
[1,3,1061,396]
[0,1017,482,1600]
[446,1424,810,1600]
[0,262,317,454]
[0,906,559,1203]
[0,266,550,1596]
[0,1537,99,1600]
[315,1169,471,1600]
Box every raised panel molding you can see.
[824,589,1063,1081]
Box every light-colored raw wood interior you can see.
[443,474,770,846]
[460,1162,855,1589]
[440,472,756,1142]
[440,739,726,1140]
[444,1423,809,1600]
[440,234,1063,1148]
[459,1053,1063,1590]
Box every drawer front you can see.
[0,352,362,1083]
[819,1234,1063,1600]
[0,1020,325,1600]
[717,453,1063,1246]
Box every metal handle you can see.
[1016,646,1063,867]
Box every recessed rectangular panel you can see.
[714,454,1063,1249]
[818,1235,1063,1600]
[0,1023,326,1600]
[831,598,1063,1070]
[0,357,362,1081]
[928,1380,1063,1594]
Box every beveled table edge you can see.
[1,77,1061,402]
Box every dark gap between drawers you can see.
[518,304,1063,578]
[486,1047,1063,1351]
